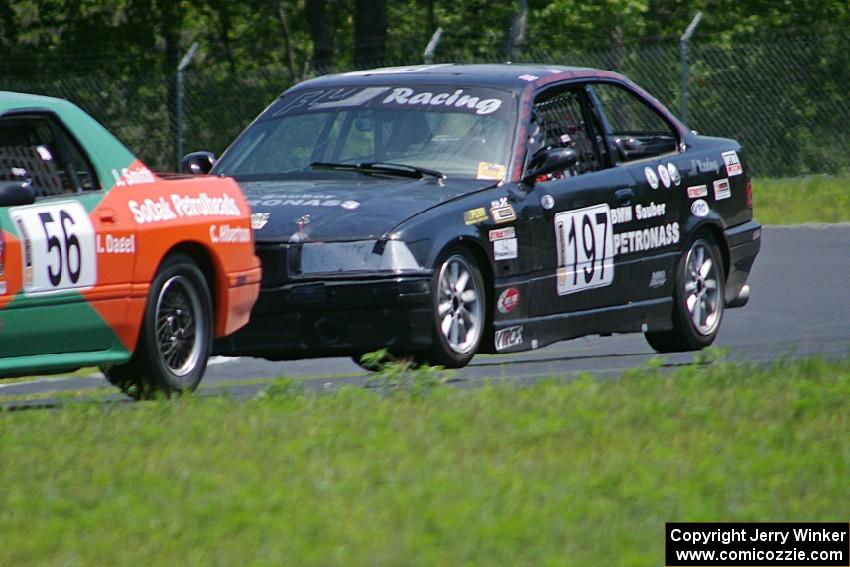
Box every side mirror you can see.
[0,181,35,207]
[181,151,216,175]
[522,148,578,185]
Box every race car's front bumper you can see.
[724,219,761,308]
[212,273,435,359]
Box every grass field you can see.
[753,174,850,225]
[1,356,848,566]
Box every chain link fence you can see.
[3,33,849,177]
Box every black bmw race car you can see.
[185,64,761,368]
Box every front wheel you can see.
[104,253,213,399]
[645,236,725,353]
[421,248,486,368]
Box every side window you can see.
[0,115,99,198]
[530,87,603,177]
[591,83,678,162]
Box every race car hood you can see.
[238,176,496,242]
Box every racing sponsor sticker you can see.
[495,325,523,351]
[463,208,488,225]
[251,212,271,229]
[246,194,360,210]
[613,222,680,256]
[540,194,555,210]
[477,162,506,181]
[490,197,517,223]
[713,178,731,200]
[691,157,721,174]
[657,164,671,188]
[489,227,515,241]
[10,201,97,295]
[497,287,520,314]
[490,226,518,260]
[555,204,614,295]
[687,184,708,199]
[129,192,242,224]
[690,199,710,217]
[667,163,681,186]
[644,167,659,189]
[721,150,743,176]
[649,270,667,288]
[493,237,518,261]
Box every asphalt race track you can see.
[2,225,848,406]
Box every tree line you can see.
[2,1,848,80]
[2,1,849,176]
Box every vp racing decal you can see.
[273,85,514,120]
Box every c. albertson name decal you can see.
[128,192,242,224]
[210,224,251,244]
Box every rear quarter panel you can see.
[93,169,260,348]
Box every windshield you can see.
[213,84,517,181]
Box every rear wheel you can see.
[645,236,725,353]
[421,247,486,368]
[104,254,213,399]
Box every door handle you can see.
[615,188,634,204]
[97,208,117,223]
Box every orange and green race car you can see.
[0,91,261,398]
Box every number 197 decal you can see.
[555,204,614,295]
[10,201,97,295]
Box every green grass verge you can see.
[753,174,850,224]
[1,357,848,566]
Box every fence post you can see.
[176,41,199,170]
[509,0,528,62]
[423,27,443,64]
[679,12,702,126]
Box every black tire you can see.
[420,247,486,368]
[104,253,213,399]
[645,235,725,353]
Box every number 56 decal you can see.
[10,201,97,295]
[554,204,614,295]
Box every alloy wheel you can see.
[683,242,722,336]
[437,254,484,354]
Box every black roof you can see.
[288,63,627,93]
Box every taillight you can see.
[745,178,753,208]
